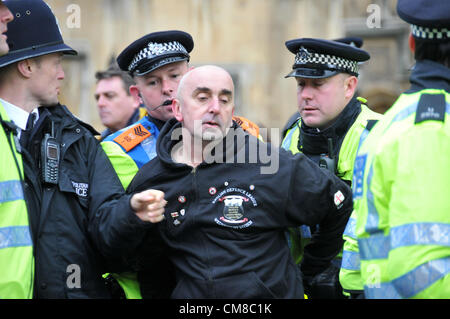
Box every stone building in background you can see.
[46,0,410,137]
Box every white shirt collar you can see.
[0,98,39,132]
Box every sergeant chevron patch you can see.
[113,124,151,152]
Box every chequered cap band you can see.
[294,47,359,75]
[411,24,450,40]
[128,40,189,72]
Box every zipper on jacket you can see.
[191,164,215,290]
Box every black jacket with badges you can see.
[21,104,152,298]
[128,119,352,298]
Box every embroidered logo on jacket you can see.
[71,181,89,198]
[334,190,345,209]
[220,195,248,223]
[212,187,257,229]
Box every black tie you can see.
[20,112,36,148]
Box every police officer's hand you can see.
[130,189,167,223]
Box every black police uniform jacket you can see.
[21,105,152,298]
[128,118,352,299]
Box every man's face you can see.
[95,76,139,132]
[29,53,65,106]
[0,3,13,56]
[296,73,354,129]
[132,61,189,122]
[174,66,235,141]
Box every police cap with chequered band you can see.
[285,38,370,79]
[397,0,450,42]
[117,30,194,76]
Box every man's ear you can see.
[172,98,183,122]
[16,59,34,78]
[129,87,141,109]
[129,85,142,103]
[408,33,416,54]
[344,75,358,100]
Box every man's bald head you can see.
[172,65,235,142]
[177,65,234,103]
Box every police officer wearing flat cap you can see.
[281,37,366,138]
[102,30,193,177]
[353,0,450,298]
[281,38,382,299]
[0,0,167,299]
[102,31,194,184]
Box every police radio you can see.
[41,122,60,184]
[319,138,336,174]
